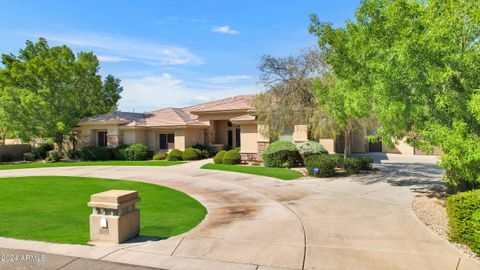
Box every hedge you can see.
[296,141,328,158]
[112,144,130,160]
[262,140,301,168]
[343,157,374,174]
[152,152,167,160]
[182,147,200,160]
[35,143,54,159]
[79,146,112,161]
[124,143,149,161]
[167,149,183,161]
[222,150,241,165]
[214,150,226,164]
[192,144,215,158]
[305,154,337,177]
[23,152,36,161]
[446,190,480,254]
[47,150,60,162]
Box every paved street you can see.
[0,154,478,269]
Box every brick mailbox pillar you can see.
[87,190,140,245]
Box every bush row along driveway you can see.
[0,155,478,270]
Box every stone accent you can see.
[77,135,91,148]
[257,141,270,161]
[240,152,260,162]
[107,135,123,148]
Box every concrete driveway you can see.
[0,154,478,270]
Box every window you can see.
[97,131,107,147]
[159,133,174,150]
[235,127,241,147]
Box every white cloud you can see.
[211,25,239,35]
[96,54,129,63]
[202,75,253,84]
[23,31,203,66]
[119,73,261,112]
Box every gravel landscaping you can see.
[412,193,480,262]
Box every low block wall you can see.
[0,144,32,160]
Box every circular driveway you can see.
[0,155,478,270]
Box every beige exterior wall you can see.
[123,129,147,145]
[293,125,308,143]
[239,123,258,153]
[174,130,186,150]
[381,138,415,155]
[184,129,204,147]
[319,138,335,153]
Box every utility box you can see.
[87,190,140,245]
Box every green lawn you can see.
[0,160,184,170]
[201,163,304,180]
[0,176,206,244]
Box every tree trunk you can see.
[55,134,64,157]
[344,129,351,158]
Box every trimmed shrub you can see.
[35,143,54,159]
[296,141,328,159]
[233,147,241,153]
[23,152,36,161]
[152,152,167,160]
[214,150,226,164]
[112,144,130,160]
[343,157,363,174]
[360,156,374,170]
[124,143,149,161]
[65,149,80,159]
[167,149,183,161]
[192,144,215,158]
[305,155,337,177]
[182,147,200,160]
[262,140,301,168]
[332,153,344,168]
[446,190,480,254]
[1,153,14,162]
[222,150,241,165]
[47,150,60,162]
[79,146,112,161]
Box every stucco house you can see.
[75,94,424,160]
[76,95,307,161]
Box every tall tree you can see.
[310,0,480,190]
[0,38,122,155]
[254,50,323,140]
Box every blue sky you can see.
[0,0,359,112]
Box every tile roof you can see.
[80,94,256,128]
[230,114,256,122]
[80,112,145,123]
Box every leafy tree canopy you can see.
[310,0,480,190]
[0,38,122,153]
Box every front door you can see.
[97,131,107,147]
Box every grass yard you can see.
[201,163,304,180]
[0,160,184,170]
[0,176,206,244]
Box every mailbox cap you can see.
[88,190,140,209]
